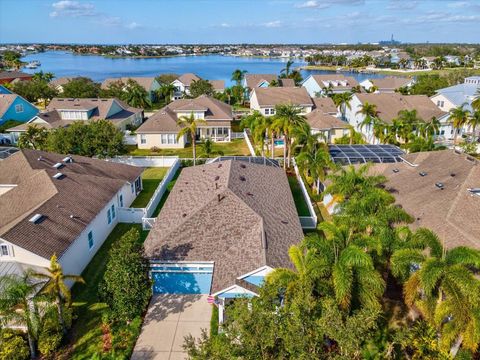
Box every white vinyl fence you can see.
[292,158,318,230]
[243,129,256,156]
[107,155,179,168]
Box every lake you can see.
[22,51,386,86]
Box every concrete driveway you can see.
[132,294,212,360]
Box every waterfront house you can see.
[49,77,74,94]
[171,73,225,100]
[0,71,33,85]
[7,97,143,142]
[250,87,314,116]
[431,76,480,113]
[360,76,414,93]
[0,149,143,279]
[0,93,39,125]
[136,95,233,149]
[302,74,359,97]
[242,74,278,97]
[101,77,161,102]
[143,159,304,323]
[345,93,448,143]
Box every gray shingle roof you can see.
[144,160,304,293]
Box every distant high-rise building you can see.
[379,34,401,46]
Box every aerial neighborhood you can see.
[0,39,480,360]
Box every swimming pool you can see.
[150,264,213,294]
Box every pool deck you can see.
[132,294,212,360]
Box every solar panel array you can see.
[329,145,404,165]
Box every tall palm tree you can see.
[241,111,267,155]
[123,79,151,108]
[231,69,247,86]
[449,105,470,146]
[33,71,55,83]
[395,109,423,144]
[357,102,379,143]
[280,60,294,77]
[467,110,480,143]
[391,228,480,354]
[272,103,307,168]
[0,272,41,358]
[419,116,441,138]
[34,255,84,334]
[158,83,176,103]
[332,92,353,121]
[296,144,333,193]
[177,113,207,165]
[471,89,480,112]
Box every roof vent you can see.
[247,192,254,196]
[392,168,399,173]
[419,171,427,177]
[450,173,456,177]
[239,176,246,182]
[217,193,225,202]
[218,164,222,168]
[466,156,476,163]
[435,182,444,189]
[240,164,246,169]
[454,149,462,154]
[63,156,73,163]
[281,220,289,225]
[53,162,63,169]
[53,172,65,179]
[468,188,480,196]
[29,214,44,224]
[214,175,220,181]
[182,213,187,218]
[37,156,43,161]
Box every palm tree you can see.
[272,104,307,168]
[296,144,333,194]
[33,71,55,83]
[231,69,247,86]
[241,111,268,155]
[158,83,176,103]
[419,116,441,138]
[391,228,480,354]
[471,89,480,112]
[280,60,294,77]
[357,102,379,143]
[177,113,207,165]
[34,254,84,334]
[395,109,423,144]
[0,272,41,358]
[332,92,353,121]
[467,110,480,143]
[123,79,152,108]
[449,105,470,146]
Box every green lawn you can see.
[126,139,250,157]
[151,168,181,217]
[130,167,168,208]
[64,224,149,359]
[287,173,311,217]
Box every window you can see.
[87,231,94,249]
[0,244,9,256]
[140,134,146,144]
[264,108,275,115]
[135,177,141,189]
[437,100,444,107]
[120,194,124,207]
[107,209,112,224]
[160,134,178,145]
[131,183,134,193]
[111,204,116,219]
[15,104,24,113]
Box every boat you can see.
[25,60,41,69]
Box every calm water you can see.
[22,51,385,86]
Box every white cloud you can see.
[387,1,418,10]
[126,22,141,30]
[263,20,282,28]
[404,11,480,24]
[447,1,469,8]
[295,0,362,9]
[295,1,327,9]
[220,23,231,28]
[50,1,95,17]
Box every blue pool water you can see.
[151,271,213,294]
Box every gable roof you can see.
[143,160,304,293]
[309,74,359,89]
[306,111,348,130]
[312,97,337,114]
[0,94,37,118]
[0,149,143,259]
[279,78,296,87]
[434,83,479,112]
[355,93,447,123]
[101,77,158,91]
[7,111,69,132]
[244,74,278,89]
[252,87,313,107]
[0,71,32,81]
[176,73,201,86]
[50,77,74,88]
[208,80,225,92]
[368,150,480,249]
[370,76,413,90]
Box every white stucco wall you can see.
[302,76,321,97]
[137,133,187,149]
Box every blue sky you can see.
[1,0,479,44]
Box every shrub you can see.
[38,311,63,357]
[0,329,29,360]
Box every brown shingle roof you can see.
[0,94,18,117]
[253,87,313,107]
[144,160,304,293]
[245,74,278,89]
[176,73,201,86]
[101,77,157,91]
[50,77,74,88]
[279,78,295,87]
[355,93,447,124]
[312,97,337,114]
[311,74,359,89]
[368,150,480,249]
[370,76,412,90]
[208,80,225,92]
[0,71,32,81]
[306,111,348,130]
[0,150,143,259]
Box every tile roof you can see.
[312,97,337,114]
[244,74,278,89]
[355,93,447,124]
[101,77,157,91]
[368,150,480,249]
[252,87,313,107]
[137,95,233,133]
[0,149,143,259]
[370,76,412,90]
[306,111,348,130]
[144,160,304,293]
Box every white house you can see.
[0,149,143,280]
[242,74,278,98]
[302,74,359,97]
[250,87,314,116]
[171,73,225,100]
[49,77,74,94]
[136,95,233,149]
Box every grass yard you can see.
[151,168,181,217]
[130,167,168,208]
[62,224,149,359]
[126,139,250,157]
[287,173,311,217]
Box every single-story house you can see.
[136,95,233,149]
[171,73,225,100]
[306,111,350,143]
[250,87,314,116]
[7,97,143,142]
[143,159,304,323]
[0,71,33,85]
[101,77,161,102]
[0,93,39,125]
[345,93,448,143]
[360,76,415,93]
[302,74,359,97]
[0,149,143,280]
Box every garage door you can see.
[150,263,213,294]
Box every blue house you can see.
[0,85,12,94]
[0,94,39,125]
